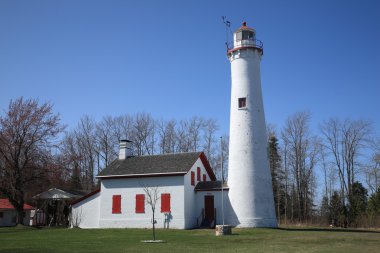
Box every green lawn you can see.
[0,226,379,253]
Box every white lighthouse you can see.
[226,22,277,227]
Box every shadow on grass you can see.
[277,227,380,234]
[0,225,68,234]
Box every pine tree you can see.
[330,191,346,227]
[268,134,284,222]
[348,181,368,226]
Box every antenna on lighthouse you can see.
[222,16,231,52]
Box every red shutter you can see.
[197,167,201,181]
[161,193,171,213]
[191,171,195,186]
[112,195,121,214]
[203,174,206,182]
[136,194,145,213]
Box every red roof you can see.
[237,21,255,32]
[0,198,35,210]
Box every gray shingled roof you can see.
[194,181,229,191]
[98,152,202,177]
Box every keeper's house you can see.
[71,140,229,229]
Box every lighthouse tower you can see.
[226,22,277,227]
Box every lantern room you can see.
[233,21,256,48]
[228,21,263,55]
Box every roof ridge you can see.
[136,151,202,158]
[98,151,205,178]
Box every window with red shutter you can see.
[161,193,171,213]
[197,167,201,181]
[203,174,206,182]
[135,194,145,213]
[112,195,121,214]
[191,171,195,186]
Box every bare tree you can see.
[75,116,97,190]
[214,134,229,180]
[96,116,118,169]
[143,186,160,241]
[281,112,319,222]
[176,120,190,152]
[320,118,372,204]
[366,138,380,193]
[0,97,64,224]
[61,132,83,189]
[132,113,156,155]
[202,118,219,169]
[62,115,134,190]
[157,119,177,154]
[112,114,134,142]
[371,137,380,153]
[60,114,226,191]
[364,153,380,194]
[319,143,331,200]
[188,117,204,152]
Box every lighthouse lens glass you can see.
[242,31,254,40]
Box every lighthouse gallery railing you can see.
[227,39,263,52]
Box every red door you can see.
[204,195,214,221]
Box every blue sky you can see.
[1,0,379,140]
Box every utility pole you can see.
[221,136,225,226]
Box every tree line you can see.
[0,98,228,223]
[267,112,380,227]
[1,97,380,227]
[61,113,229,191]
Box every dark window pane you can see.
[242,31,254,40]
[238,97,247,108]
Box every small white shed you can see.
[0,198,35,226]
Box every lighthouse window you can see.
[236,31,242,41]
[242,31,254,40]
[238,97,247,108]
